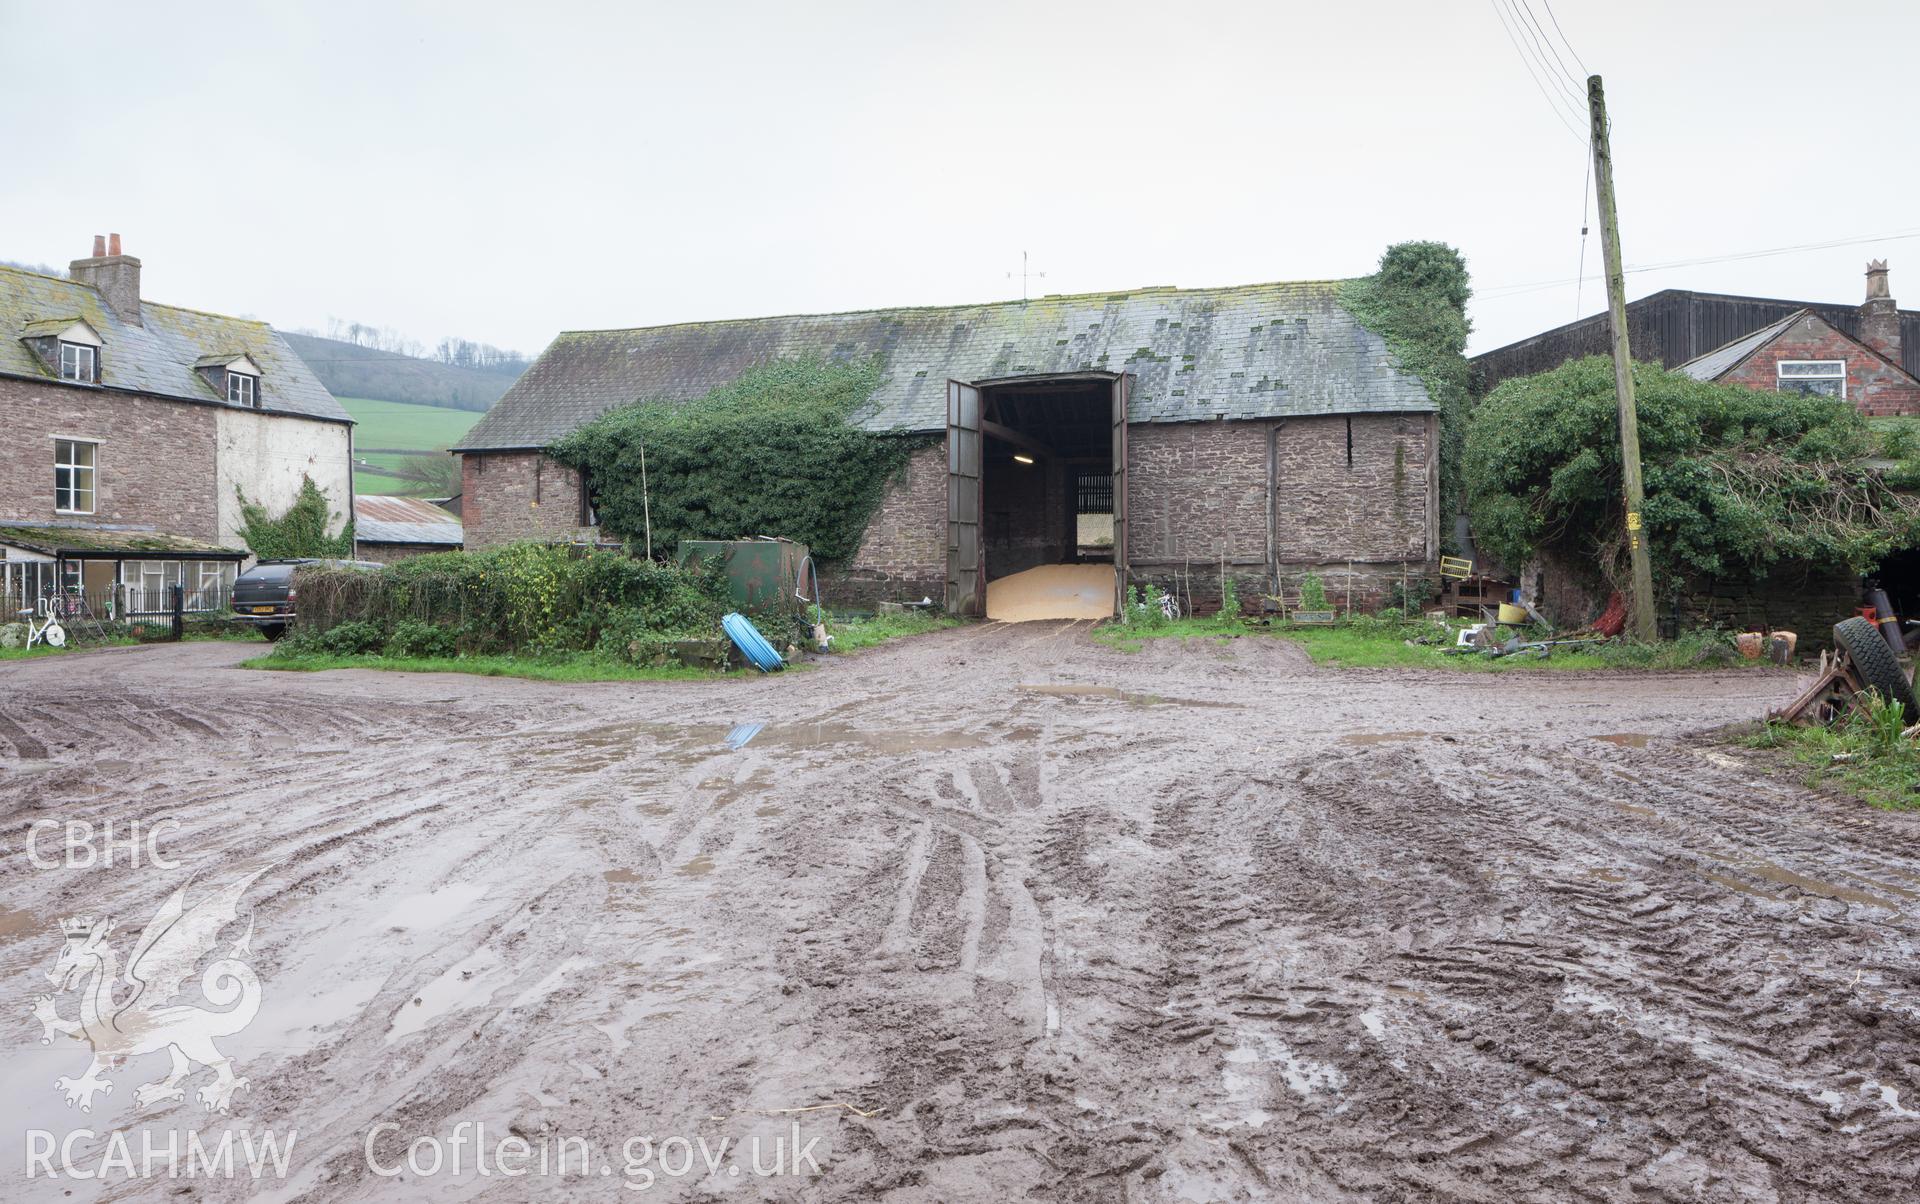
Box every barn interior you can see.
[978,376,1116,620]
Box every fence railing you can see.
[1,583,236,624]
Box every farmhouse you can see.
[454,280,1441,615]
[0,236,353,616]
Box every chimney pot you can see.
[91,235,105,257]
[1860,260,1900,365]
[108,233,121,256]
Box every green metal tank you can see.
[676,539,812,619]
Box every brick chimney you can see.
[69,232,141,327]
[1861,259,1900,364]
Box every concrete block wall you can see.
[459,452,596,548]
[0,376,219,539]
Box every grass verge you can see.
[1094,616,1755,671]
[826,610,959,653]
[1739,697,1920,811]
[242,650,730,682]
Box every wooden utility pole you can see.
[1588,74,1658,642]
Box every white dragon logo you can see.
[31,867,267,1115]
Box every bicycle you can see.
[22,597,67,649]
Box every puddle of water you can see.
[1586,868,1629,883]
[1616,802,1657,818]
[604,868,646,885]
[1341,731,1429,746]
[725,722,765,750]
[1594,733,1654,748]
[1704,872,1781,901]
[1713,859,1899,910]
[1017,684,1238,708]
[678,854,715,877]
[387,946,509,1042]
[382,880,489,931]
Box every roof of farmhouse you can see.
[454,280,1436,451]
[0,265,348,423]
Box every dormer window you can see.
[59,341,98,382]
[195,352,263,406]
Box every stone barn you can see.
[453,280,1440,616]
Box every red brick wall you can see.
[459,452,595,548]
[0,376,219,539]
[1718,314,1920,417]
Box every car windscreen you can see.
[241,564,299,582]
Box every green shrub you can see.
[1465,357,1920,587]
[291,544,730,657]
[386,620,457,659]
[1298,572,1329,612]
[1218,576,1240,623]
[316,626,384,652]
[1388,577,1437,612]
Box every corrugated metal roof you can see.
[0,266,349,423]
[455,280,1435,451]
[354,496,463,545]
[1676,312,1805,381]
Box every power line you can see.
[1478,225,1920,301]
[1509,0,1585,107]
[1537,0,1591,78]
[1487,0,1586,144]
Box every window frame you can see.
[227,371,258,407]
[53,437,98,515]
[57,341,97,383]
[1776,359,1847,399]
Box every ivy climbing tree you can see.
[552,358,934,561]
[237,475,354,559]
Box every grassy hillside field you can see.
[342,398,478,494]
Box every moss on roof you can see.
[0,524,246,556]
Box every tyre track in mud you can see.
[2,634,1917,1202]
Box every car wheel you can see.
[260,624,286,642]
[1832,616,1917,721]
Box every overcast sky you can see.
[5,1,1917,359]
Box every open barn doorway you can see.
[944,373,1127,621]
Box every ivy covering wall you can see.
[237,475,354,559]
[551,358,934,561]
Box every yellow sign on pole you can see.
[1439,556,1473,580]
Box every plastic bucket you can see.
[1496,603,1528,625]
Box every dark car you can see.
[231,558,383,640]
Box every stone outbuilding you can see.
[453,280,1442,616]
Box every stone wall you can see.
[355,541,459,564]
[0,376,219,540]
[1126,414,1437,613]
[459,451,597,548]
[820,444,947,608]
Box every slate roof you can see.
[354,496,463,546]
[1676,312,1804,381]
[0,524,246,558]
[456,281,1435,451]
[0,266,349,423]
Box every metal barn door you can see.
[1112,373,1130,612]
[946,380,984,616]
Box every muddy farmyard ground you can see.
[2,625,1918,1202]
